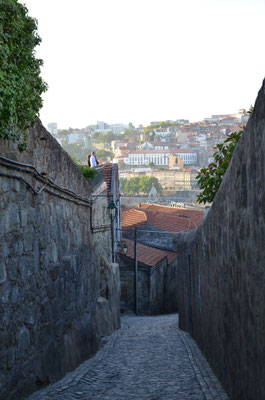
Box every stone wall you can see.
[177,80,265,400]
[0,123,120,399]
[123,226,177,251]
[118,254,177,315]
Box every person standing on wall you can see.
[87,154,91,167]
[91,151,99,168]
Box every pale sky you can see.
[23,0,265,130]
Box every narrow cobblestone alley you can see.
[27,314,229,400]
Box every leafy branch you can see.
[196,130,243,204]
[0,0,47,150]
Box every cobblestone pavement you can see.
[27,314,230,400]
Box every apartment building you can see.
[124,149,197,166]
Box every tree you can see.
[0,0,47,150]
[196,130,243,204]
[120,178,127,192]
[124,177,140,194]
[128,122,135,130]
[62,143,94,163]
[96,149,114,161]
[139,176,162,194]
[120,176,162,195]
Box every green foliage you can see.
[144,121,180,134]
[96,149,114,160]
[148,162,155,167]
[77,164,98,181]
[122,129,137,137]
[71,157,98,181]
[139,176,162,194]
[62,143,95,163]
[196,130,243,204]
[0,0,47,148]
[120,176,162,195]
[94,131,120,144]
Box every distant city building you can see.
[120,168,198,191]
[47,122,58,135]
[97,121,105,131]
[176,119,189,124]
[124,149,197,167]
[95,122,128,134]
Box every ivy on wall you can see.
[0,0,47,151]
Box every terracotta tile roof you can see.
[122,203,204,233]
[118,238,177,267]
[139,203,204,228]
[122,209,147,228]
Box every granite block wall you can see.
[119,254,177,315]
[0,123,120,399]
[177,80,265,400]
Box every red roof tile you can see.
[122,209,147,228]
[119,238,177,267]
[122,203,204,233]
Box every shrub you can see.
[196,130,243,204]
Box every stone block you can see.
[1,178,10,193]
[18,256,31,284]
[0,264,7,284]
[7,348,15,370]
[39,323,53,345]
[0,281,10,304]
[10,286,20,304]
[40,300,52,324]
[23,227,34,252]
[62,314,99,373]
[24,305,35,326]
[55,278,63,298]
[5,204,20,233]
[0,243,8,259]
[95,296,113,337]
[0,214,4,238]
[20,209,27,227]
[50,240,58,264]
[12,237,24,256]
[0,331,9,348]
[46,282,56,300]
[18,327,30,357]
[7,257,19,282]
[13,180,20,193]
[0,351,7,370]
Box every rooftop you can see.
[118,238,177,267]
[122,203,204,234]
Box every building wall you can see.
[120,169,197,191]
[176,79,265,400]
[118,253,178,315]
[0,123,120,399]
[118,255,151,314]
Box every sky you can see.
[23,0,265,130]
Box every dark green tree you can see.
[0,0,47,150]
[96,149,114,160]
[139,176,162,194]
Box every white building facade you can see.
[124,149,197,166]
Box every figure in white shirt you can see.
[148,183,158,204]
[90,151,98,168]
